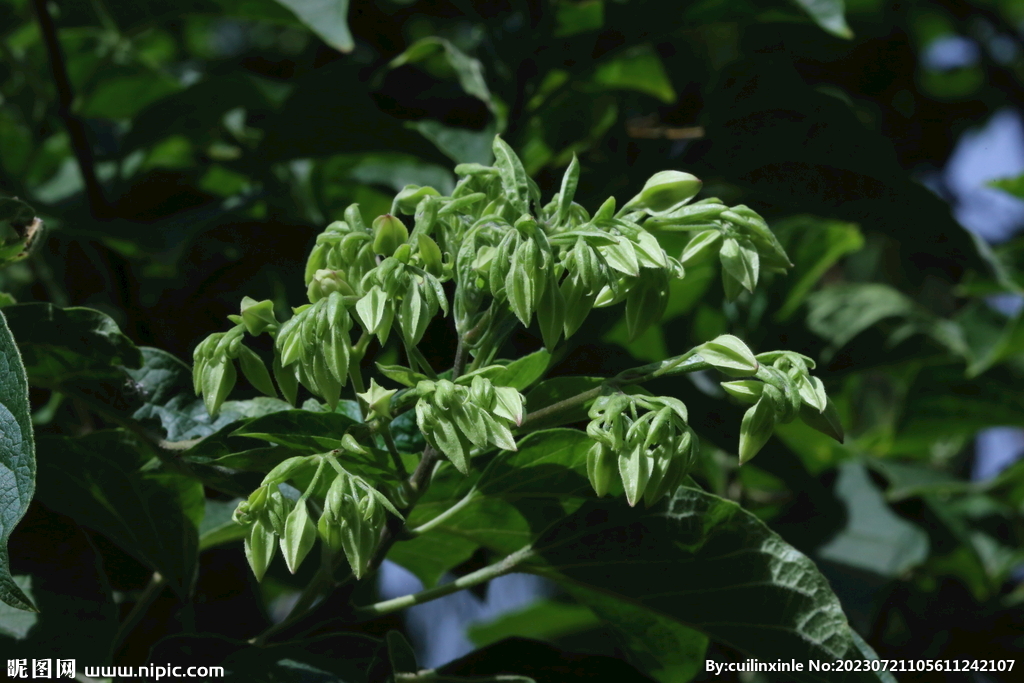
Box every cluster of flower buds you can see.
[719,350,839,463]
[233,454,402,580]
[274,291,352,409]
[193,307,280,416]
[585,393,697,507]
[354,244,448,350]
[304,205,378,297]
[318,467,401,579]
[645,196,791,300]
[414,376,524,474]
[233,455,321,580]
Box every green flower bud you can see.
[619,443,652,507]
[721,380,764,404]
[738,395,776,465]
[200,356,236,417]
[560,274,596,338]
[372,214,409,256]
[469,375,496,407]
[622,171,702,216]
[240,297,278,336]
[307,269,355,303]
[264,490,294,537]
[236,344,278,398]
[393,242,412,264]
[586,441,616,498]
[393,185,441,215]
[244,518,277,582]
[262,456,316,487]
[719,237,759,293]
[281,500,318,574]
[679,229,723,267]
[417,234,445,278]
[357,378,398,422]
[698,335,759,377]
[318,473,387,579]
[624,268,669,342]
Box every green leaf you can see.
[130,347,292,441]
[0,309,35,611]
[530,487,886,682]
[562,584,708,683]
[815,463,928,577]
[272,0,353,53]
[477,350,551,392]
[806,284,916,355]
[493,136,531,216]
[553,0,604,37]
[230,410,357,451]
[698,334,759,377]
[3,303,143,388]
[774,216,864,322]
[593,45,676,104]
[390,38,495,114]
[408,120,496,165]
[467,599,601,648]
[0,576,37,637]
[794,0,854,39]
[35,431,200,597]
[199,498,248,551]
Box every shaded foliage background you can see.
[4,0,1024,680]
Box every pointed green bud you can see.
[586,441,616,498]
[201,357,236,417]
[492,386,525,426]
[358,378,398,422]
[393,185,441,215]
[273,354,299,407]
[281,501,318,574]
[738,396,776,464]
[417,234,444,277]
[679,229,723,267]
[698,335,759,377]
[237,344,278,398]
[244,518,277,582]
[721,380,764,404]
[262,456,315,487]
[619,444,652,507]
[625,268,669,341]
[372,214,409,256]
[719,237,759,293]
[622,171,702,216]
[798,396,845,444]
[240,297,278,336]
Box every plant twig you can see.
[353,545,534,619]
[31,0,109,219]
[109,572,166,659]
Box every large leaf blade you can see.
[0,309,36,610]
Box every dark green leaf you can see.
[529,486,887,681]
[466,599,600,648]
[35,431,199,597]
[130,347,292,441]
[593,45,676,104]
[562,584,708,683]
[230,410,357,450]
[272,0,353,53]
[0,309,35,610]
[794,0,853,39]
[4,303,142,389]
[774,216,864,321]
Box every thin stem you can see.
[353,545,534,620]
[409,486,479,536]
[109,572,165,658]
[382,429,410,479]
[517,352,711,433]
[31,0,109,218]
[350,331,372,416]
[452,337,467,380]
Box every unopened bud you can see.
[622,171,702,216]
[307,269,355,303]
[372,214,409,256]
